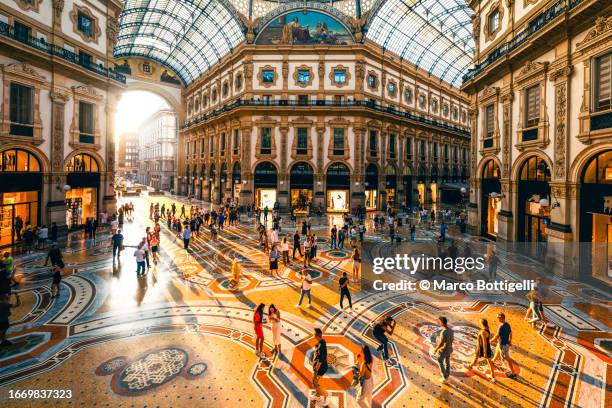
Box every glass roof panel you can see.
[366,0,474,87]
[115,0,245,85]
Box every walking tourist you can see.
[433,316,454,383]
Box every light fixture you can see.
[280,180,284,185]
[490,192,505,200]
[355,181,360,186]
[242,180,247,184]
[460,187,467,194]
[63,184,71,192]
[538,198,549,207]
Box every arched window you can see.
[519,156,550,182]
[482,160,500,179]
[66,153,99,172]
[0,149,41,172]
[581,150,612,184]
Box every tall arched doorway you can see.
[417,166,426,207]
[481,160,501,239]
[578,150,612,284]
[208,164,216,203]
[232,162,241,202]
[290,162,314,214]
[0,148,42,247]
[254,162,277,209]
[517,156,551,259]
[402,167,413,209]
[219,163,228,205]
[385,166,397,210]
[326,163,350,213]
[199,165,206,201]
[65,153,101,229]
[430,167,439,204]
[365,163,378,211]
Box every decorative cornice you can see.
[576,16,612,52]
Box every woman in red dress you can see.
[254,303,266,358]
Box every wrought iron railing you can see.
[183,99,471,137]
[463,0,583,83]
[0,21,126,84]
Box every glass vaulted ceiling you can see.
[367,0,474,87]
[114,0,244,84]
[114,0,474,87]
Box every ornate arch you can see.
[569,142,612,184]
[510,150,552,182]
[324,159,354,174]
[477,155,502,179]
[0,144,50,173]
[64,150,105,172]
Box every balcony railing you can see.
[183,99,470,138]
[463,0,583,84]
[0,21,126,84]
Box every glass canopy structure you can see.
[114,0,474,87]
[114,0,244,84]
[366,0,474,87]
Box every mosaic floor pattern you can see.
[0,195,609,407]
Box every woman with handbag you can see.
[269,245,280,276]
[356,344,373,407]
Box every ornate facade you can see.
[137,109,177,192]
[463,0,612,283]
[0,0,124,244]
[178,33,470,213]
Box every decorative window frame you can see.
[574,16,612,144]
[211,87,218,103]
[404,86,413,104]
[515,61,549,151]
[254,116,277,160]
[69,85,103,150]
[478,86,501,154]
[231,124,241,157]
[290,117,314,161]
[0,63,47,146]
[13,0,42,12]
[386,125,399,162]
[327,117,350,160]
[387,79,398,98]
[431,98,439,113]
[257,65,278,88]
[69,4,101,44]
[234,72,243,91]
[366,71,379,92]
[417,92,427,109]
[222,80,230,98]
[366,120,382,161]
[523,0,539,7]
[329,65,351,88]
[293,65,314,88]
[443,102,450,117]
[484,2,503,42]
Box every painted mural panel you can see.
[256,10,353,45]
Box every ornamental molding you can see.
[576,16,612,53]
[69,4,102,44]
[13,0,41,12]
[483,1,503,43]
[257,65,278,88]
[107,16,119,47]
[71,85,103,101]
[2,63,48,86]
[553,81,568,179]
[292,64,314,88]
[516,61,548,84]
[329,64,351,88]
[50,86,71,103]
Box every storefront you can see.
[417,166,426,207]
[385,174,396,209]
[199,165,206,201]
[517,156,551,259]
[232,162,241,202]
[0,149,43,247]
[290,162,314,214]
[430,167,439,204]
[578,150,612,284]
[65,153,100,229]
[326,163,350,213]
[208,164,216,202]
[481,160,501,239]
[254,161,277,209]
[364,163,378,211]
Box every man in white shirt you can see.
[37,225,48,249]
[134,244,146,277]
[271,228,279,245]
[296,270,313,308]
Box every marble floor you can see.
[0,194,609,408]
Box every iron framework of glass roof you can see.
[366,0,474,87]
[114,0,245,85]
[114,0,474,87]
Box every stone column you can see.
[278,123,289,211]
[545,63,576,278]
[103,95,118,215]
[351,125,366,209]
[314,123,326,209]
[239,124,253,206]
[48,89,70,226]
